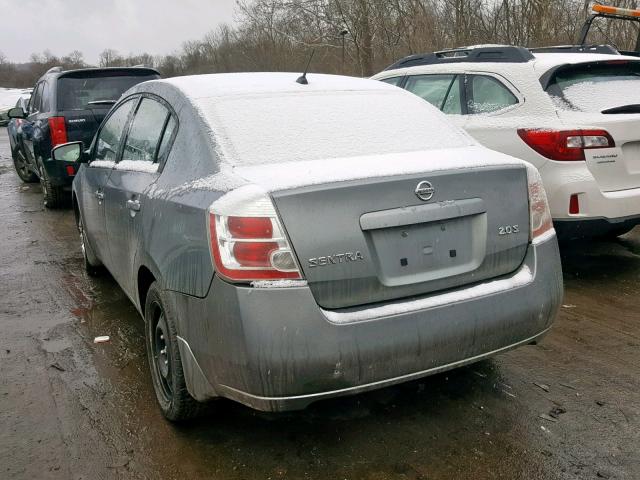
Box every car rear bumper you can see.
[41,157,76,187]
[541,162,640,230]
[169,235,563,412]
[554,214,640,239]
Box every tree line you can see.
[1,0,639,88]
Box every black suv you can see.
[8,67,160,207]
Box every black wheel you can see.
[77,214,102,277]
[39,163,64,209]
[12,148,38,183]
[145,282,202,422]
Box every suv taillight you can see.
[208,186,302,281]
[48,116,68,146]
[517,128,614,161]
[526,164,554,241]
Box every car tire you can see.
[12,149,38,183]
[77,214,102,277]
[39,163,64,209]
[144,282,203,422]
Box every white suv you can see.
[372,45,640,239]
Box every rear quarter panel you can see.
[137,85,223,301]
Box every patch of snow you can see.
[164,72,394,100]
[532,52,640,71]
[532,228,556,246]
[250,280,308,288]
[0,87,31,110]
[163,145,526,201]
[322,264,534,324]
[464,44,511,49]
[89,160,116,169]
[114,160,159,173]
[231,146,524,193]
[196,89,473,167]
[208,184,272,216]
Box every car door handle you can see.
[95,190,104,201]
[126,199,141,212]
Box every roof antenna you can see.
[296,49,315,85]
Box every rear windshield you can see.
[197,90,473,166]
[546,61,640,112]
[57,73,158,110]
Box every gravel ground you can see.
[1,127,639,480]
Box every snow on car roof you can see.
[532,52,640,70]
[161,72,393,99]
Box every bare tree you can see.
[99,49,124,67]
[4,0,640,88]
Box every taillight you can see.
[569,194,580,215]
[526,164,554,241]
[517,129,614,161]
[208,186,302,282]
[65,165,75,176]
[48,117,68,146]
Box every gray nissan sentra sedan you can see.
[51,72,563,421]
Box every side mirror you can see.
[52,141,85,163]
[7,107,26,119]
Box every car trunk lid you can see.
[544,59,640,192]
[235,148,531,309]
[557,111,640,192]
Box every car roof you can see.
[158,72,395,100]
[374,49,640,79]
[531,52,640,69]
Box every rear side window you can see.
[468,75,517,114]
[546,61,640,113]
[156,115,177,162]
[29,83,44,114]
[122,98,169,162]
[57,73,158,111]
[380,77,404,87]
[94,98,136,162]
[405,74,462,114]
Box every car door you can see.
[80,97,138,267]
[22,81,44,168]
[103,95,176,298]
[460,74,522,150]
[403,73,466,129]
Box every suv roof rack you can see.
[529,44,620,55]
[45,66,63,74]
[384,45,535,71]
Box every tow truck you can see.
[578,4,640,55]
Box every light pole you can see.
[340,28,348,73]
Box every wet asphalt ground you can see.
[0,127,639,480]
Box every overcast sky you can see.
[0,0,238,64]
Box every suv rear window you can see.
[57,72,158,110]
[545,61,640,113]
